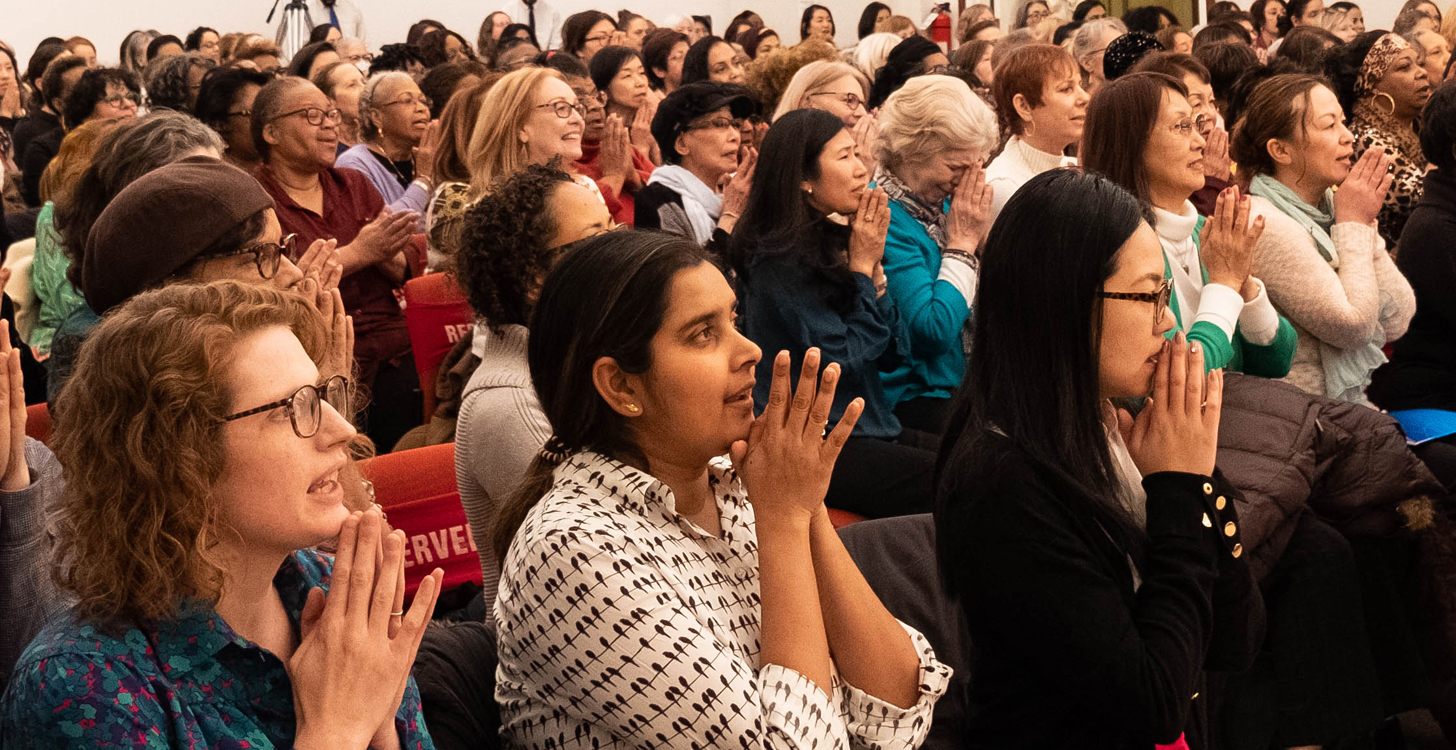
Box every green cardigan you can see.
[1166,215,1297,377]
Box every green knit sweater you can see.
[1166,215,1298,377]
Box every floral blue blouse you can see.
[0,548,435,750]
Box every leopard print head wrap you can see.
[1355,33,1411,100]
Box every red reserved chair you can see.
[25,403,50,445]
[358,442,482,601]
[402,273,473,421]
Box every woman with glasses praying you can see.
[1,279,442,750]
[252,76,421,451]
[1083,72,1297,378]
[335,72,440,218]
[983,44,1087,223]
[773,61,877,173]
[1130,52,1234,217]
[933,166,1262,750]
[1230,72,1414,403]
[635,81,758,247]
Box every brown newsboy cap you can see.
[82,155,275,315]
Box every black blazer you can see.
[936,433,1264,750]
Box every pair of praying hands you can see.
[294,239,354,382]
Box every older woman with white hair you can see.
[335,71,440,216]
[853,32,904,82]
[774,60,880,172]
[873,74,999,434]
[1071,17,1128,96]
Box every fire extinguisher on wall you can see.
[924,3,952,52]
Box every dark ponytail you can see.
[491,231,716,560]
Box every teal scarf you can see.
[1248,173,1339,264]
[1249,173,1386,403]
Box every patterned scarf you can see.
[1355,33,1410,100]
[873,165,947,248]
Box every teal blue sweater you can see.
[1169,216,1297,377]
[878,197,970,405]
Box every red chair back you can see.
[402,273,473,420]
[25,403,51,445]
[359,443,482,600]
[827,508,866,529]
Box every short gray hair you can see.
[358,71,414,141]
[142,52,215,114]
[875,75,998,172]
[1072,18,1129,66]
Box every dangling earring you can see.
[1375,92,1397,117]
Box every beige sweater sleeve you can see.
[1371,242,1416,342]
[1250,198,1381,350]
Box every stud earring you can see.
[626,404,640,413]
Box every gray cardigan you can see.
[1,438,67,693]
[454,325,550,617]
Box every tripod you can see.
[268,0,315,61]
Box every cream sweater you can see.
[985,136,1078,224]
[1248,196,1415,402]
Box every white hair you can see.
[1072,17,1128,66]
[852,32,903,81]
[876,75,999,171]
[773,60,869,121]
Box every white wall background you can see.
[3,0,1412,70]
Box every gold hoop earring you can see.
[1024,118,1037,138]
[1375,92,1396,117]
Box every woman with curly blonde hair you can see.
[1,281,444,750]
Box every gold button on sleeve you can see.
[1216,496,1227,510]
[1203,482,1213,495]
[1232,543,1243,558]
[1224,522,1237,537]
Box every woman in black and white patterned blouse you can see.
[491,230,951,750]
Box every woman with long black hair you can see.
[934,168,1262,749]
[732,109,934,519]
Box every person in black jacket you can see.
[934,168,1264,749]
[1371,79,1456,490]
[731,108,933,519]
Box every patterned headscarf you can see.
[1355,33,1411,99]
[1103,32,1165,80]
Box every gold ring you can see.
[390,610,404,617]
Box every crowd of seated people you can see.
[3,1,1456,748]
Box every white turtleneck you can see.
[985,136,1078,223]
[1152,201,1280,347]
